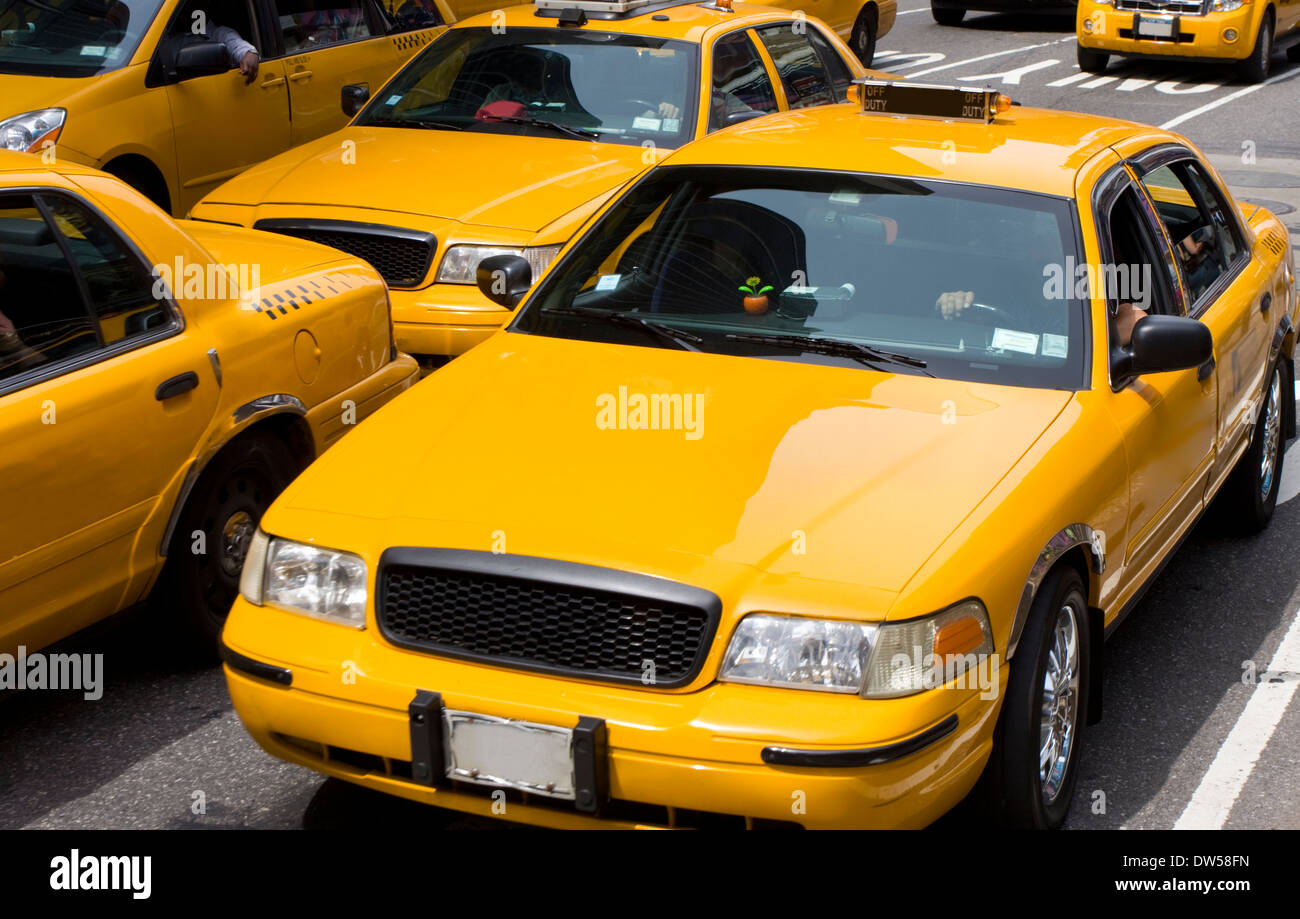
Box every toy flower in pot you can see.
[739,276,775,315]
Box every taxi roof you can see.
[662,102,1174,198]
[0,150,95,176]
[458,1,802,43]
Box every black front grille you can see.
[254,219,435,288]
[1115,0,1204,13]
[376,549,722,688]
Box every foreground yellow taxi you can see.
[222,83,1295,829]
[190,0,876,364]
[0,0,451,215]
[0,152,418,657]
[1077,0,1300,82]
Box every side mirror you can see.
[1126,314,1213,377]
[174,41,231,80]
[476,254,532,309]
[724,108,768,127]
[341,83,370,117]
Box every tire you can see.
[153,435,298,659]
[931,3,966,26]
[104,159,171,213]
[1238,13,1273,83]
[1077,45,1109,74]
[1220,360,1286,533]
[983,566,1092,829]
[850,6,879,67]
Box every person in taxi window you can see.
[209,20,260,83]
[938,290,1148,348]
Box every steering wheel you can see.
[962,302,1016,325]
[621,98,664,117]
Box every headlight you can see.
[239,532,367,628]
[860,599,995,699]
[720,614,876,693]
[436,243,562,285]
[1211,0,1244,9]
[0,108,66,153]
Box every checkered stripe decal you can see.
[252,272,357,321]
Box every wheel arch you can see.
[102,152,172,214]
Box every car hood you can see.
[201,126,650,232]
[269,333,1072,603]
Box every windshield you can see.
[356,27,699,150]
[513,166,1089,390]
[0,0,163,77]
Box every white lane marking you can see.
[957,59,1060,86]
[1081,75,1119,89]
[1116,77,1157,92]
[1282,385,1300,506]
[1162,68,1300,129]
[873,50,946,70]
[895,7,930,13]
[1047,71,1090,88]
[1173,609,1300,829]
[906,38,1074,79]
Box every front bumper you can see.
[221,600,1005,829]
[389,283,512,359]
[1078,7,1257,59]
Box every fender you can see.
[1008,523,1105,662]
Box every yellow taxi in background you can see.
[191,0,878,364]
[221,83,1296,828]
[0,152,418,658]
[446,0,895,65]
[1077,0,1300,82]
[0,0,452,216]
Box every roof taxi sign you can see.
[851,79,1013,124]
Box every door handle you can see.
[260,76,286,89]
[1197,356,1215,382]
[288,70,313,82]
[156,372,199,401]
[1260,292,1272,314]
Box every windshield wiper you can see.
[486,115,600,141]
[545,306,703,351]
[363,117,462,131]
[723,332,933,376]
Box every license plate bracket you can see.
[1134,13,1179,39]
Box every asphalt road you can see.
[2,12,1299,831]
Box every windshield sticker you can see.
[385,94,402,105]
[80,45,107,56]
[830,190,862,206]
[632,116,662,131]
[595,274,621,291]
[1041,333,1069,358]
[991,328,1040,355]
[661,117,681,133]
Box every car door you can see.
[153,0,293,216]
[1130,148,1273,500]
[269,0,441,147]
[1095,171,1218,581]
[753,21,856,112]
[700,29,781,136]
[0,188,218,654]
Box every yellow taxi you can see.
[221,82,1296,829]
[0,152,419,658]
[0,0,452,216]
[1077,0,1300,82]
[189,0,880,364]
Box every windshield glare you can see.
[0,0,163,76]
[514,166,1089,390]
[357,27,698,149]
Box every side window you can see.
[276,0,373,53]
[806,27,853,98]
[41,197,173,346]
[708,31,778,133]
[387,0,445,31]
[755,24,836,111]
[1104,186,1177,352]
[161,0,262,65]
[1137,162,1241,308]
[0,196,98,384]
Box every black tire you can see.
[1219,360,1286,533]
[1238,13,1273,83]
[931,3,966,26]
[154,436,298,659]
[983,566,1092,829]
[1077,44,1109,74]
[104,159,171,213]
[850,6,879,67]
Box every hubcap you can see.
[1260,368,1282,498]
[219,510,256,578]
[1039,600,1080,805]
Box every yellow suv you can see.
[0,0,453,215]
[0,152,419,658]
[221,83,1296,828]
[191,0,877,363]
[1077,0,1300,82]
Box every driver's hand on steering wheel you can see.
[642,102,681,120]
[936,290,975,320]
